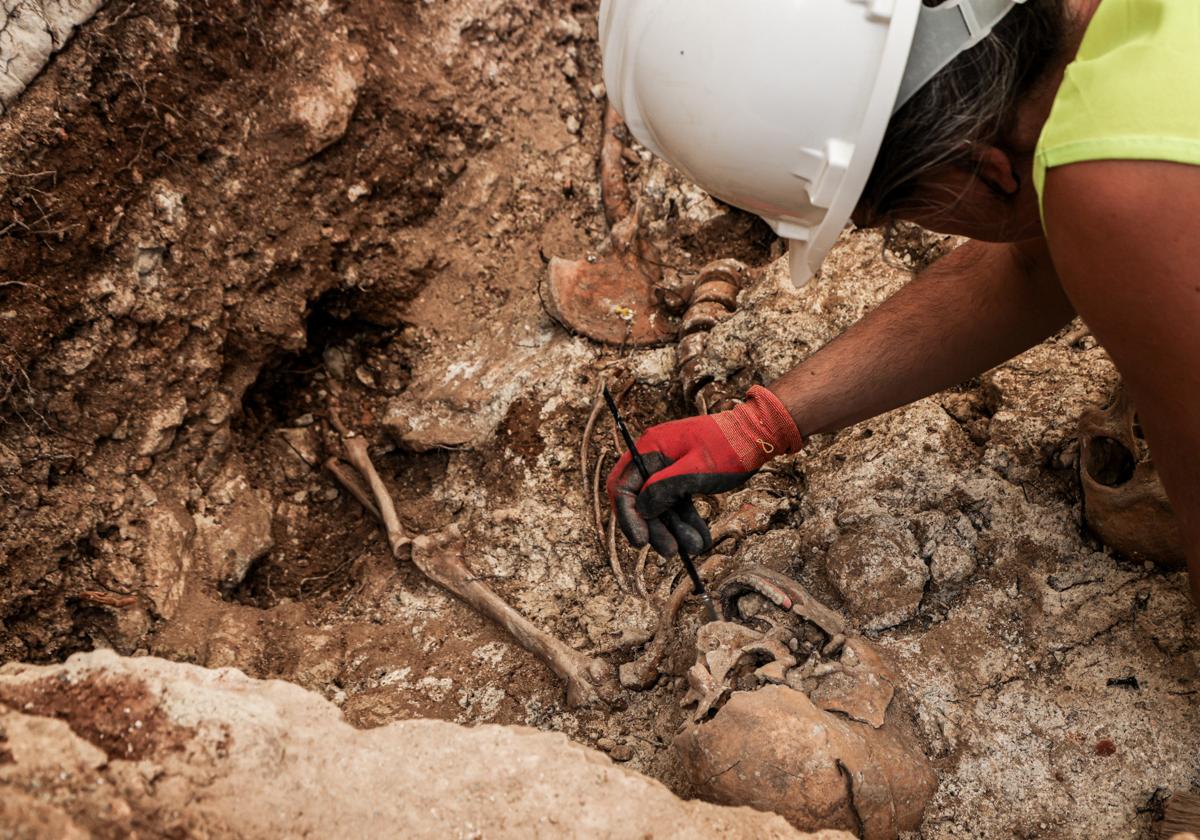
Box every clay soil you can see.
[0,2,1195,838]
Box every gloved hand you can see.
[606,385,803,558]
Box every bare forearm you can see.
[770,239,1075,436]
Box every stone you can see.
[553,16,583,41]
[825,520,927,631]
[194,466,274,589]
[0,0,104,111]
[270,27,368,164]
[384,326,594,453]
[277,427,320,479]
[608,743,634,762]
[929,543,976,587]
[0,651,844,839]
[137,495,196,620]
[136,395,188,456]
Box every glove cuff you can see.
[712,385,804,470]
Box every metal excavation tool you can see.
[602,386,721,623]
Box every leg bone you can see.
[412,529,620,709]
[331,422,618,709]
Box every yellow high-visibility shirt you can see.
[1034,0,1200,217]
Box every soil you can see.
[0,2,1195,839]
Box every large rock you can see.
[266,25,367,164]
[0,651,850,839]
[385,326,594,453]
[0,0,104,112]
[193,464,274,590]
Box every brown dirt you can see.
[0,1,1195,838]
[0,672,194,760]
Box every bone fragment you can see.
[808,637,897,729]
[681,661,730,721]
[823,633,847,658]
[592,449,608,550]
[755,660,791,685]
[412,529,619,709]
[680,301,733,336]
[695,621,763,654]
[340,434,412,557]
[600,103,633,227]
[619,554,736,690]
[717,565,845,638]
[581,380,606,492]
[1078,381,1187,568]
[324,457,381,520]
[690,279,740,310]
[607,485,631,595]
[675,685,937,838]
[634,545,651,599]
[744,638,796,672]
[331,418,618,709]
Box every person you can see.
[602,0,1200,606]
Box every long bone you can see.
[326,417,620,710]
[411,528,620,710]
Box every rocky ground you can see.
[0,1,1195,838]
[0,650,849,839]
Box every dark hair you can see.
[858,0,1069,225]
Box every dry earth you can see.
[0,1,1195,838]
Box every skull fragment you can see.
[1078,384,1185,569]
[672,565,937,839]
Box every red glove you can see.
[606,385,802,557]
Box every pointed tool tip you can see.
[601,384,618,413]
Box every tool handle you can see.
[663,509,705,591]
[603,387,651,480]
[601,386,710,605]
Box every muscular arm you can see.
[769,237,1076,436]
[1044,160,1200,605]
[608,230,1077,558]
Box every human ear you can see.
[973,144,1021,197]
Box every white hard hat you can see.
[601,0,1027,288]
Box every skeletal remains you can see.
[1078,382,1186,568]
[325,404,620,710]
[326,387,937,836]
[673,564,938,839]
[317,92,938,834]
[671,257,750,414]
